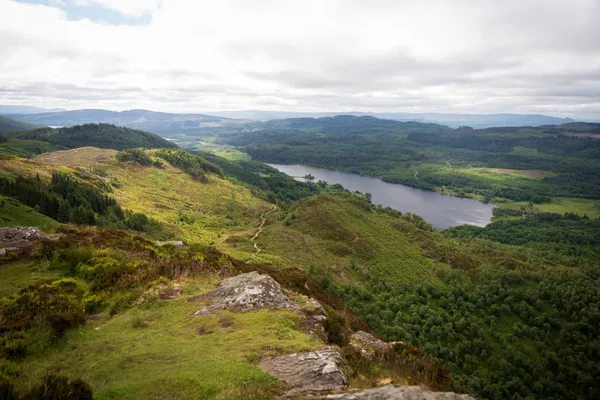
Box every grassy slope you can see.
[18,278,320,399]
[244,194,446,286]
[3,148,270,254]
[499,197,600,218]
[0,260,63,297]
[0,138,63,158]
[0,194,61,229]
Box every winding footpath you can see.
[246,204,277,263]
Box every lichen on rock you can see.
[260,346,348,396]
[323,384,476,399]
[192,271,298,315]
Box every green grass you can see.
[502,197,600,218]
[0,260,63,297]
[19,280,321,399]
[0,195,61,229]
[209,149,252,162]
[0,138,63,158]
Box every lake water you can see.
[268,164,495,230]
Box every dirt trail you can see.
[246,205,277,263]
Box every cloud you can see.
[73,0,161,16]
[0,0,599,119]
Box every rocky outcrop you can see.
[0,227,50,256]
[348,331,398,359]
[260,347,347,396]
[324,385,476,399]
[192,271,297,316]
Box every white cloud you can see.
[0,0,599,118]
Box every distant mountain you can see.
[0,105,66,114]
[0,115,40,133]
[211,110,574,128]
[259,114,449,134]
[8,123,178,151]
[8,109,250,135]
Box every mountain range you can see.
[211,110,575,128]
[1,106,577,133]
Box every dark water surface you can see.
[268,164,495,230]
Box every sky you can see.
[0,0,599,119]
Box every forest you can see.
[219,119,600,202]
[8,123,177,151]
[0,171,169,238]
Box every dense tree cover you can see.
[310,231,600,399]
[199,152,327,204]
[446,212,600,261]
[219,120,600,201]
[0,172,169,238]
[154,149,223,179]
[9,123,177,151]
[116,148,163,167]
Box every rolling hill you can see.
[7,109,251,135]
[8,123,178,151]
[0,115,39,133]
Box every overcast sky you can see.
[1,0,599,118]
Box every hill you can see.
[8,109,250,135]
[0,147,598,399]
[211,110,575,128]
[8,123,178,151]
[224,119,600,212]
[0,105,66,114]
[0,115,39,133]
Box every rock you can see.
[296,295,328,340]
[0,227,50,257]
[348,331,398,358]
[192,271,297,315]
[323,385,476,399]
[156,240,184,247]
[260,347,348,396]
[136,283,183,305]
[0,227,49,245]
[158,285,184,299]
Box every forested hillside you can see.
[8,123,177,151]
[0,145,598,399]
[221,118,600,206]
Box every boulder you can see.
[348,331,398,358]
[324,385,476,399]
[260,347,347,396]
[0,227,50,256]
[192,271,297,315]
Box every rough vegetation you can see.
[0,125,598,400]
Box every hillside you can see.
[8,123,177,151]
[223,118,600,215]
[8,109,250,135]
[0,147,598,399]
[0,115,39,133]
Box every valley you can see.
[0,116,598,399]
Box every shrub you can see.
[0,280,86,337]
[0,374,17,400]
[115,148,157,166]
[82,294,104,314]
[0,360,20,377]
[23,374,93,400]
[323,308,350,347]
[0,339,27,361]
